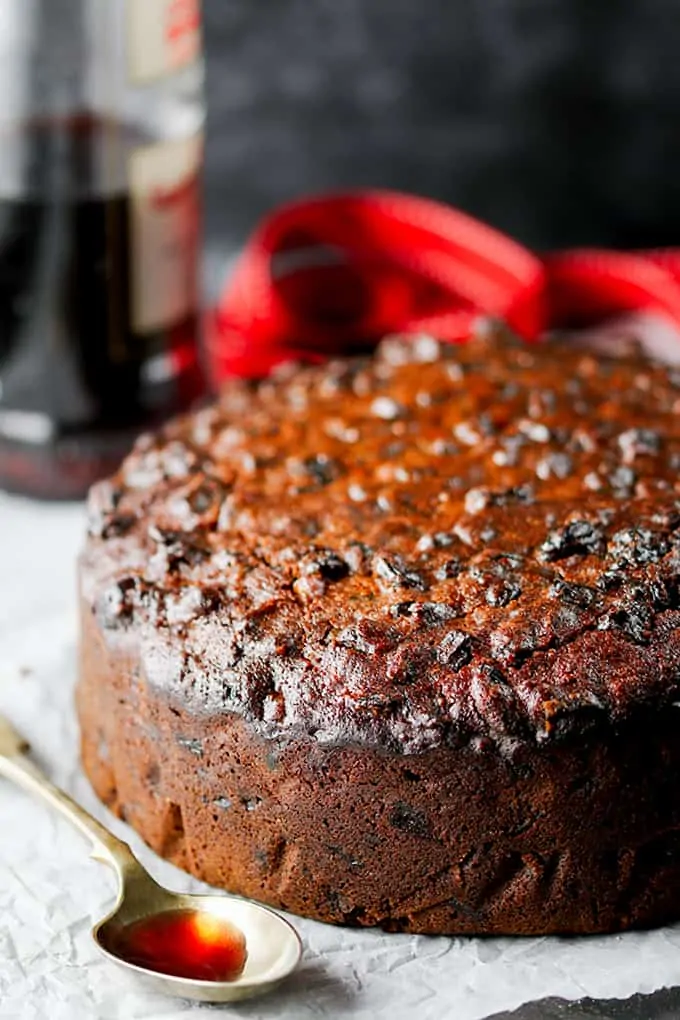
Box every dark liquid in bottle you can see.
[0,117,204,499]
[107,909,247,982]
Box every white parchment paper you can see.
[3,322,680,1020]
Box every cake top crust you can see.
[82,327,680,753]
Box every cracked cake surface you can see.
[81,327,680,754]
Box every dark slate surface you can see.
[203,0,680,255]
[487,987,680,1019]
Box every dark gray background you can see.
[202,0,680,260]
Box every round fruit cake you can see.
[78,326,680,935]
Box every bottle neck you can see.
[0,1,205,126]
[0,0,205,199]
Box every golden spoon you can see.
[0,715,302,1003]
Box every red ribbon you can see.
[208,189,680,380]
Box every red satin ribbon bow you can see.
[209,189,680,380]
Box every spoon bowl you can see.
[0,715,302,1002]
[93,886,302,1002]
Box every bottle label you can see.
[128,0,202,83]
[129,132,203,334]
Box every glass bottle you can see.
[0,0,206,499]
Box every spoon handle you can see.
[0,714,142,882]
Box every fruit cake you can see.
[78,327,680,934]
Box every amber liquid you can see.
[108,909,247,982]
[0,118,204,499]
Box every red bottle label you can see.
[127,0,202,83]
[128,132,203,334]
